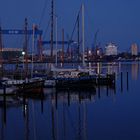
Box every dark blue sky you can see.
[0,0,140,52]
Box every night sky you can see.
[0,0,140,52]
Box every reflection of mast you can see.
[0,87,7,140]
[83,102,88,140]
[78,101,88,140]
[63,101,66,140]
[1,108,5,140]
[51,94,56,140]
[32,101,37,140]
[22,95,29,140]
[23,97,29,140]
[25,104,29,140]
[78,104,81,140]
[3,86,7,124]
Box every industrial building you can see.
[1,48,23,62]
[105,43,118,56]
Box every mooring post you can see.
[121,72,123,92]
[114,72,116,94]
[78,92,81,104]
[55,91,58,109]
[127,72,129,91]
[41,92,44,113]
[106,74,109,96]
[3,84,5,94]
[98,84,101,99]
[3,84,7,124]
[67,91,70,106]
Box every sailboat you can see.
[16,24,45,94]
[2,24,44,95]
[44,4,96,90]
[0,83,17,95]
[0,26,18,95]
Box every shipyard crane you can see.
[39,3,85,64]
[0,18,43,77]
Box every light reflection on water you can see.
[1,62,140,140]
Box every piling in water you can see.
[127,72,129,91]
[67,91,70,106]
[3,85,7,124]
[121,72,123,92]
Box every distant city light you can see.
[88,50,92,55]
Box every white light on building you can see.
[131,43,138,56]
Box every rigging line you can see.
[39,0,48,27]
[32,100,37,140]
[70,6,82,41]
[70,16,79,41]
[85,4,94,30]
[43,17,51,40]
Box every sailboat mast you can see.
[62,28,64,63]
[77,15,80,62]
[82,4,85,66]
[0,26,3,76]
[50,0,54,61]
[55,16,58,66]
[24,18,28,79]
[31,24,35,78]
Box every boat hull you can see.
[55,76,96,90]
[0,86,17,95]
[16,80,44,94]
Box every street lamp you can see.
[22,51,25,69]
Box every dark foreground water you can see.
[1,62,140,140]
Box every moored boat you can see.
[0,79,17,95]
[44,79,56,88]
[2,77,44,94]
[0,86,17,95]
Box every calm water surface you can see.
[1,62,140,140]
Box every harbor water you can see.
[0,62,140,140]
